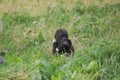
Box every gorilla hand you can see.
[63,41,69,46]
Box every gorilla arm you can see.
[52,41,58,54]
[52,41,67,54]
[56,39,74,53]
[68,40,75,54]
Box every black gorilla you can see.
[52,29,74,56]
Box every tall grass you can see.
[0,0,120,80]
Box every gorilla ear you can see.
[53,39,56,42]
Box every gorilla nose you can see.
[62,37,68,41]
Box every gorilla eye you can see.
[64,35,68,37]
[61,34,68,38]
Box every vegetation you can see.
[0,0,120,80]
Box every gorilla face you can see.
[60,33,69,46]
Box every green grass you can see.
[0,0,120,80]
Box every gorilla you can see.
[52,29,74,56]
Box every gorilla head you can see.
[55,29,69,46]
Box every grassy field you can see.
[0,0,120,80]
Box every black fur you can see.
[52,29,74,56]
